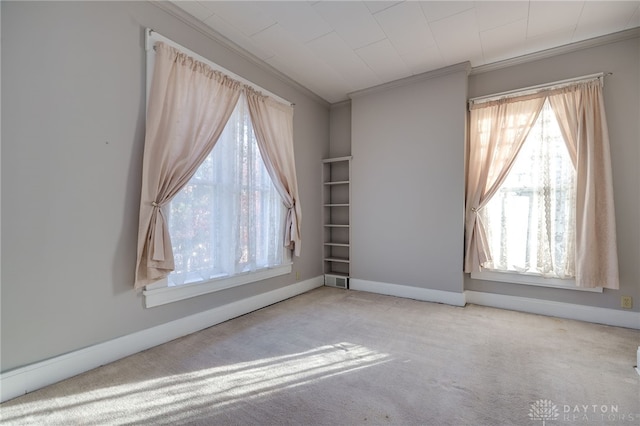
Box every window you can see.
[465,75,619,290]
[168,96,287,287]
[137,30,302,307]
[480,100,576,281]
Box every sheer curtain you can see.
[135,42,242,289]
[548,81,619,289]
[464,96,545,273]
[246,89,302,256]
[167,96,284,286]
[480,100,576,278]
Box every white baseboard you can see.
[348,278,639,330]
[465,291,640,330]
[349,279,466,307]
[0,276,324,403]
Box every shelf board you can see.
[324,224,349,228]
[323,156,352,163]
[324,180,349,185]
[324,204,349,207]
[324,242,350,247]
[324,257,350,263]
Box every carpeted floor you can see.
[1,286,639,425]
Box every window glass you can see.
[168,96,285,286]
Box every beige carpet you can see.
[1,287,639,425]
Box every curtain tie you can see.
[152,201,160,207]
[471,207,479,213]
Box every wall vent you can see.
[325,274,348,289]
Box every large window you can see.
[168,96,286,287]
[137,31,302,307]
[465,75,619,290]
[481,100,576,280]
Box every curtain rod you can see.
[146,29,294,107]
[469,72,611,105]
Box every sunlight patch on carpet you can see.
[2,343,391,424]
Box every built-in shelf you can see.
[323,156,352,286]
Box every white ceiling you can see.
[169,1,640,103]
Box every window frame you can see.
[143,29,293,308]
[143,260,292,308]
[470,271,602,293]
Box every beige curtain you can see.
[134,42,242,289]
[548,81,619,289]
[246,89,302,256]
[464,96,545,273]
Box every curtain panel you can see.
[135,42,242,289]
[246,89,302,256]
[464,96,545,273]
[548,82,619,289]
[465,79,619,289]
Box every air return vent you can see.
[325,274,348,289]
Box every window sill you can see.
[143,263,293,308]
[470,270,603,293]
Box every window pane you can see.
[168,97,285,286]
[482,100,576,279]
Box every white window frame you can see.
[143,29,292,308]
[468,73,606,293]
[470,271,602,293]
[144,262,292,308]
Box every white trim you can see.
[146,28,292,106]
[330,99,352,109]
[0,277,324,403]
[349,279,637,329]
[470,28,640,76]
[471,270,602,293]
[144,264,292,308]
[348,62,471,100]
[349,279,466,307]
[465,291,640,330]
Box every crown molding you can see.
[149,1,330,108]
[348,61,471,100]
[330,99,352,110]
[471,27,640,76]
[148,0,638,107]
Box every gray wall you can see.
[467,35,640,312]
[350,68,468,294]
[1,1,328,372]
[329,101,351,158]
